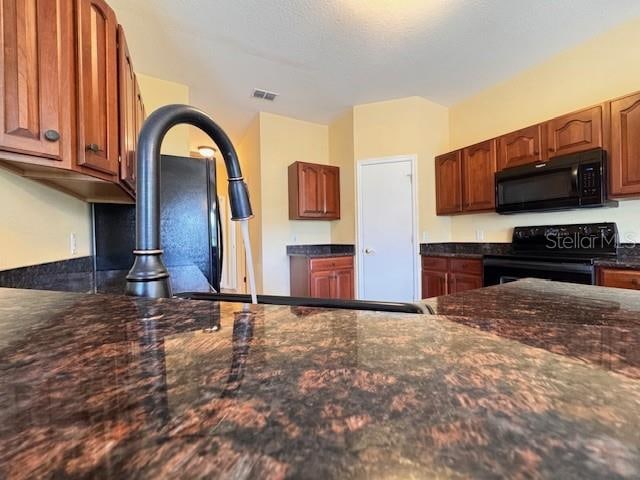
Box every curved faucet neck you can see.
[126,104,252,298]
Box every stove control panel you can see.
[512,223,618,255]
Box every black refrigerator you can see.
[93,154,222,292]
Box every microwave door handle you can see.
[571,165,580,195]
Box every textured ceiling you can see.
[109,0,640,143]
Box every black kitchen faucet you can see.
[125,105,253,298]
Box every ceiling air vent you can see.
[252,88,278,101]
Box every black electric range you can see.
[484,223,618,286]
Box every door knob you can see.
[364,248,375,255]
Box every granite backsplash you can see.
[0,257,212,295]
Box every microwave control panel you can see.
[579,162,604,203]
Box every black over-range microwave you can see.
[495,148,616,214]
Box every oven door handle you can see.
[483,258,594,274]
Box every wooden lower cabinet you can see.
[597,267,640,291]
[421,256,483,298]
[450,273,483,293]
[422,270,449,299]
[290,255,354,299]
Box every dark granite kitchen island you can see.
[0,282,639,479]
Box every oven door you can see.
[496,164,580,213]
[483,257,595,286]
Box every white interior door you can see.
[358,157,417,302]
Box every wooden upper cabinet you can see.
[75,0,118,176]
[322,166,340,218]
[135,77,146,139]
[462,139,497,211]
[117,25,136,193]
[0,0,74,163]
[609,92,640,197]
[435,151,462,215]
[546,105,604,157]
[497,124,544,170]
[288,161,340,220]
[298,163,322,216]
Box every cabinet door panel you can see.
[435,151,462,215]
[547,106,603,157]
[334,268,354,300]
[610,92,640,197]
[76,0,118,175]
[117,25,136,192]
[310,270,332,298]
[422,270,448,299]
[497,124,543,170]
[462,140,496,211]
[450,273,483,294]
[299,163,323,216]
[0,0,72,160]
[322,166,340,219]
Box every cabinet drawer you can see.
[309,256,353,272]
[422,256,449,272]
[450,258,483,275]
[598,268,640,291]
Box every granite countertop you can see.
[1,283,640,478]
[422,252,484,259]
[0,258,213,295]
[425,278,640,379]
[420,243,640,269]
[286,244,355,258]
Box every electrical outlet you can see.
[69,232,77,256]
[475,230,485,242]
[422,231,429,243]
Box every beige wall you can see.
[449,17,640,243]
[329,110,355,243]
[258,113,331,295]
[236,116,263,293]
[137,74,191,156]
[0,170,91,269]
[353,97,451,243]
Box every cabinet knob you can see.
[44,130,60,142]
[86,143,103,153]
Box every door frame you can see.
[356,155,419,301]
